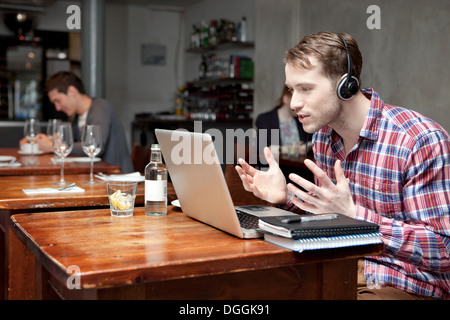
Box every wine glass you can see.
[47,119,62,162]
[81,125,102,184]
[47,119,62,144]
[53,124,74,186]
[23,118,40,165]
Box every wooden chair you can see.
[131,143,150,175]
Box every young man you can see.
[236,32,450,300]
[36,71,133,173]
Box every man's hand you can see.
[20,133,53,153]
[287,159,356,218]
[235,147,289,205]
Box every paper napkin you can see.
[0,162,22,168]
[22,186,85,195]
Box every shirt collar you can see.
[360,88,382,141]
[326,88,383,142]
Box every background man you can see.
[33,71,133,173]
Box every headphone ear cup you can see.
[347,76,360,96]
[337,76,360,100]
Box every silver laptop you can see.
[155,129,296,239]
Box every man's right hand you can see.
[235,147,289,205]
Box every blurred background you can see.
[0,0,449,149]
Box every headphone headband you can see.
[337,34,359,100]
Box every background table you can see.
[11,206,383,300]
[0,174,176,299]
[0,148,121,176]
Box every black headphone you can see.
[337,35,360,100]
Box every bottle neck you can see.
[150,150,161,163]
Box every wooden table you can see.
[10,206,383,300]
[0,148,121,176]
[0,174,176,300]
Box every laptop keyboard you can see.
[235,209,259,230]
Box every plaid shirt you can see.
[285,88,450,299]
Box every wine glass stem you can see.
[90,157,94,182]
[60,157,65,184]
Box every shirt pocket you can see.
[353,177,402,218]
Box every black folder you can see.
[258,213,380,240]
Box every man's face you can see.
[285,57,341,134]
[48,88,76,117]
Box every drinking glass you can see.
[53,124,74,186]
[81,125,102,184]
[23,118,40,165]
[47,119,62,144]
[47,119,62,163]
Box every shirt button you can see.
[346,178,350,183]
[375,184,380,191]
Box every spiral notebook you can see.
[263,232,382,252]
[258,214,382,252]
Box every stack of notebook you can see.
[258,213,382,252]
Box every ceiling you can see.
[107,0,204,8]
[0,0,56,6]
[0,0,204,37]
[0,0,56,12]
[112,0,203,5]
[0,0,205,12]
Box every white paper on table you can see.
[96,172,144,182]
[22,186,85,195]
[0,162,22,168]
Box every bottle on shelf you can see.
[190,24,200,49]
[200,20,209,47]
[199,55,207,79]
[144,144,167,216]
[174,97,183,116]
[239,16,247,42]
[209,20,218,46]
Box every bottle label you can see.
[145,180,167,201]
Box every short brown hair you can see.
[285,32,363,86]
[45,71,86,94]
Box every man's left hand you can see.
[287,159,357,218]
